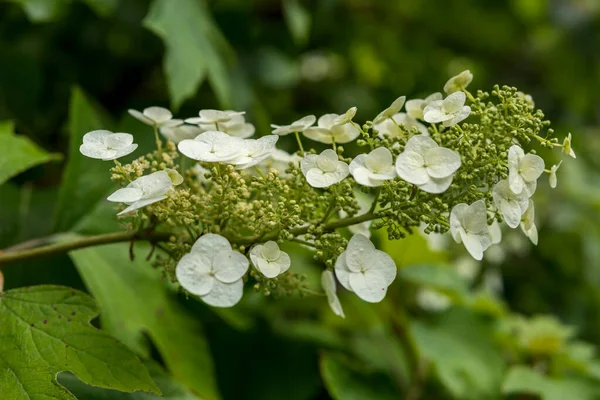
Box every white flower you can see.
[375,112,429,138]
[333,106,357,125]
[271,115,316,135]
[301,149,349,188]
[185,109,245,125]
[250,241,291,278]
[79,130,138,161]
[492,180,529,229]
[416,289,451,312]
[507,145,545,196]
[160,124,203,144]
[107,171,173,215]
[128,106,182,128]
[195,112,255,139]
[373,96,406,124]
[303,114,360,144]
[520,199,538,245]
[176,234,249,308]
[230,135,278,170]
[349,147,396,187]
[395,135,461,193]
[549,161,562,189]
[334,233,396,303]
[423,92,471,127]
[562,133,576,159]
[443,70,473,94]
[321,270,345,318]
[490,219,503,245]
[450,200,492,261]
[178,131,244,163]
[405,93,442,120]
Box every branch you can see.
[0,231,172,267]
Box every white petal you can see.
[303,127,334,143]
[321,271,345,318]
[300,154,318,175]
[489,220,502,244]
[132,171,172,198]
[349,154,368,175]
[366,250,397,286]
[201,279,244,308]
[191,234,232,258]
[345,234,375,273]
[253,257,281,278]
[112,144,138,159]
[404,135,439,155]
[442,92,466,114]
[317,113,339,129]
[351,167,380,187]
[275,251,291,274]
[365,147,393,172]
[425,147,461,178]
[144,106,173,123]
[519,154,545,182]
[294,115,317,129]
[460,231,484,261]
[107,187,143,203]
[348,271,388,303]
[213,250,249,283]
[331,123,360,143]
[128,109,154,125]
[395,151,428,185]
[423,105,452,123]
[117,196,167,215]
[405,99,425,120]
[82,129,112,144]
[509,170,525,195]
[464,199,489,233]
[333,107,357,125]
[418,175,453,193]
[524,180,537,197]
[227,123,255,138]
[442,106,471,127]
[106,133,134,149]
[450,204,468,243]
[176,253,214,296]
[79,144,116,160]
[334,252,353,291]
[305,166,348,188]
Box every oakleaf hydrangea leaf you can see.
[0,285,160,399]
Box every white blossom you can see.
[176,234,249,308]
[128,106,182,128]
[303,114,360,144]
[178,131,244,163]
[230,135,278,170]
[79,130,138,161]
[492,179,529,229]
[185,109,245,125]
[520,199,538,245]
[423,92,471,127]
[249,241,291,278]
[395,135,461,193]
[450,200,492,261]
[349,147,396,187]
[507,145,545,196]
[271,115,316,135]
[443,70,473,94]
[301,149,349,188]
[333,106,357,125]
[373,96,406,124]
[160,124,203,144]
[334,234,396,303]
[107,171,173,215]
[405,93,442,120]
[194,112,255,139]
[562,133,576,159]
[321,270,345,318]
[490,219,503,245]
[549,161,562,189]
[374,112,429,138]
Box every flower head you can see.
[334,234,396,303]
[230,135,278,170]
[250,241,291,278]
[520,199,538,245]
[271,115,316,135]
[443,70,473,94]
[450,200,492,260]
[160,124,203,144]
[405,93,442,120]
[373,96,406,124]
[303,114,360,144]
[321,270,345,318]
[423,92,471,127]
[107,171,173,215]
[395,135,461,193]
[492,179,530,228]
[128,106,182,128]
[178,131,244,163]
[549,161,562,189]
[375,112,429,138]
[79,130,138,161]
[507,145,545,196]
[349,147,396,187]
[176,234,249,308]
[185,109,245,125]
[301,149,349,188]
[562,133,576,159]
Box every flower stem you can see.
[294,131,305,156]
[153,123,163,152]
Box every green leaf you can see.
[282,0,312,47]
[69,242,220,400]
[398,263,469,296]
[411,307,505,399]
[82,0,118,16]
[0,121,61,185]
[53,87,115,233]
[320,352,400,400]
[143,0,233,109]
[7,0,66,22]
[377,229,448,267]
[503,365,600,400]
[0,285,160,399]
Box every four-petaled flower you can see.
[128,106,182,128]
[334,233,397,303]
[79,130,138,160]
[405,93,442,121]
[450,200,492,261]
[395,135,461,193]
[507,145,544,196]
[271,115,316,135]
[321,270,345,318]
[301,149,349,188]
[520,199,538,245]
[185,109,245,125]
[195,112,255,139]
[249,241,291,278]
[443,70,473,94]
[303,114,360,144]
[373,96,406,124]
[231,135,278,170]
[549,161,562,189]
[349,147,396,187]
[176,234,249,308]
[374,112,429,138]
[160,124,203,144]
[492,179,529,228]
[107,170,174,215]
[178,131,244,163]
[423,92,471,127]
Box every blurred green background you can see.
[2,0,600,399]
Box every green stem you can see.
[113,160,132,182]
[294,131,305,156]
[153,123,163,152]
[462,88,476,103]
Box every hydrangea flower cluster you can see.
[79,71,574,316]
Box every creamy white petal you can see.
[395,151,428,185]
[425,147,461,178]
[519,154,545,182]
[117,196,167,215]
[345,234,376,272]
[442,92,466,114]
[201,278,244,308]
[334,252,353,291]
[79,144,116,160]
[366,250,397,286]
[459,230,484,261]
[303,127,334,143]
[443,106,471,127]
[144,106,173,123]
[191,234,232,259]
[333,107,357,125]
[107,187,143,203]
[176,253,214,296]
[423,106,453,123]
[128,109,154,125]
[348,271,388,303]
[418,175,453,193]
[213,250,249,283]
[321,270,345,318]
